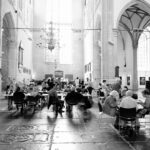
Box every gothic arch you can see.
[115,0,150,90]
[116,0,150,29]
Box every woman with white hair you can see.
[102,90,119,117]
[119,90,137,109]
[114,90,139,130]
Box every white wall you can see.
[33,0,84,81]
[113,0,132,28]
[1,0,33,85]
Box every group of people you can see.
[98,84,150,130]
[47,82,94,116]
[6,76,150,130]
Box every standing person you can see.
[87,82,94,95]
[101,80,109,97]
[121,86,128,98]
[112,78,122,97]
[102,80,107,90]
[98,88,105,112]
[97,83,102,96]
[47,84,63,115]
[47,78,53,90]
[75,77,80,87]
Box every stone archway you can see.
[1,12,16,90]
[117,0,150,90]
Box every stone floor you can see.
[0,97,150,150]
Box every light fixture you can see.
[46,21,56,51]
[36,21,58,52]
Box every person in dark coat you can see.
[13,86,25,102]
[13,86,25,112]
[65,87,83,105]
[65,87,83,112]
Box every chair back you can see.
[13,92,25,103]
[65,92,82,105]
[119,107,136,121]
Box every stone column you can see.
[0,0,2,96]
[9,40,17,79]
[101,0,108,82]
[113,29,119,82]
[132,46,138,91]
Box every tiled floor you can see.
[0,96,149,150]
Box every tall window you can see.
[46,0,72,64]
[138,28,150,71]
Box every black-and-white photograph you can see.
[0,0,150,149]
[127,76,130,86]
[140,77,146,85]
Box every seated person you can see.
[137,89,150,118]
[81,85,88,93]
[76,87,82,93]
[114,90,139,129]
[99,88,105,98]
[121,86,128,98]
[79,93,93,111]
[13,86,25,101]
[65,87,83,105]
[13,86,25,110]
[119,90,137,109]
[111,79,121,94]
[102,90,119,117]
[64,85,71,93]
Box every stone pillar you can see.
[0,0,2,96]
[101,0,108,82]
[113,29,119,82]
[132,46,138,91]
[9,40,18,79]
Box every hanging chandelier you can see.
[36,21,58,51]
[46,21,56,51]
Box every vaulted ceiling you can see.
[119,3,150,48]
